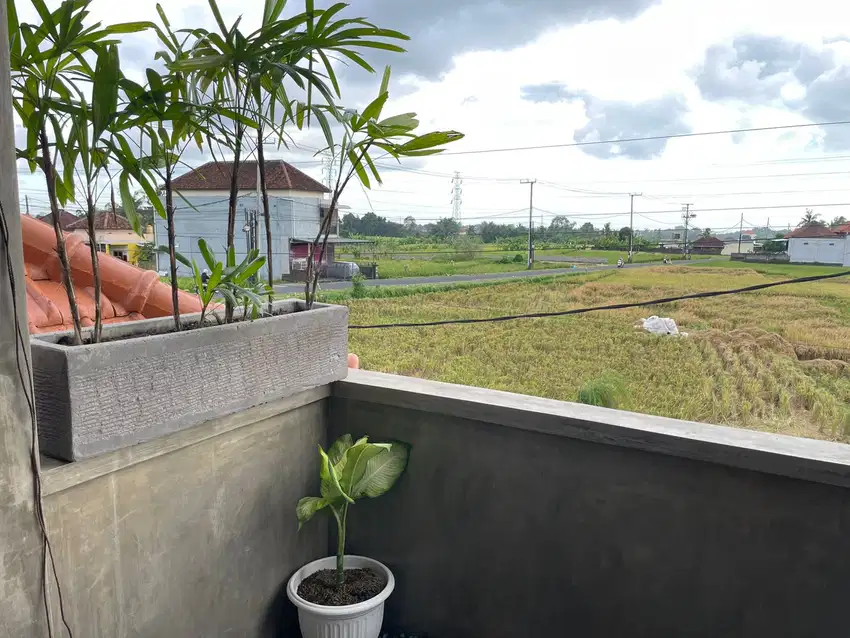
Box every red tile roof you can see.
[22,216,201,334]
[693,235,725,247]
[66,211,134,231]
[36,210,81,231]
[784,224,838,239]
[171,160,330,193]
[834,223,850,234]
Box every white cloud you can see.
[13,0,850,230]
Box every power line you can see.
[432,120,850,157]
[349,270,850,329]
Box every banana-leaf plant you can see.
[297,434,410,586]
[9,0,152,344]
[173,238,272,326]
[303,67,464,308]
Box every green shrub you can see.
[512,253,524,263]
[351,273,367,299]
[577,375,626,409]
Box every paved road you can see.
[274,259,716,295]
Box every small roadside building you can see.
[785,224,850,266]
[66,211,153,265]
[691,236,725,255]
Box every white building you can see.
[156,160,333,278]
[785,224,850,266]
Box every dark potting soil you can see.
[297,568,386,606]
[56,307,297,346]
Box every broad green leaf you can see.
[359,91,388,125]
[296,496,327,528]
[328,434,353,467]
[348,149,370,189]
[350,441,410,499]
[400,130,464,153]
[189,258,204,295]
[340,442,391,497]
[319,446,353,504]
[197,237,217,270]
[207,261,223,291]
[119,172,142,234]
[377,113,418,131]
[92,45,120,139]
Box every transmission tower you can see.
[451,171,463,223]
[322,152,336,189]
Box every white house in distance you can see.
[785,223,850,266]
[156,160,337,279]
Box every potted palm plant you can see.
[14,0,462,461]
[289,435,410,638]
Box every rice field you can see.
[340,264,850,443]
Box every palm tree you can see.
[799,208,823,227]
[175,0,410,319]
[116,5,212,329]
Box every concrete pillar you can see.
[0,1,50,634]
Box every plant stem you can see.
[336,502,348,587]
[39,125,83,345]
[165,168,180,331]
[87,190,102,343]
[257,126,273,312]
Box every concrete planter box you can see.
[31,300,347,461]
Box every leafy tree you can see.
[702,228,712,238]
[618,226,632,242]
[431,217,462,240]
[549,215,575,232]
[830,215,848,228]
[402,215,418,236]
[579,222,595,234]
[602,222,612,237]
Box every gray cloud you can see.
[520,82,582,103]
[520,83,690,159]
[340,0,660,81]
[695,34,850,149]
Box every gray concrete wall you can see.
[331,371,850,638]
[0,0,51,633]
[41,389,329,637]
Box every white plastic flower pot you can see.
[287,555,395,638]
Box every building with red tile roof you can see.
[784,224,838,239]
[172,160,330,193]
[36,210,81,231]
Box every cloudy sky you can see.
[16,0,850,233]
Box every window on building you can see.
[97,243,108,252]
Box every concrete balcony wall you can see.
[40,388,329,638]
[331,370,850,638]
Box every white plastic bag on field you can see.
[639,316,686,337]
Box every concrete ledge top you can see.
[335,370,850,489]
[40,386,330,496]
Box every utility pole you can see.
[521,178,536,269]
[24,194,29,216]
[682,204,695,259]
[628,192,641,262]
[451,171,463,224]
[737,212,744,253]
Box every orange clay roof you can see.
[22,214,202,334]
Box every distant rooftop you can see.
[171,160,330,194]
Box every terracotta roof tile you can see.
[36,210,81,231]
[171,160,330,193]
[66,211,134,231]
[784,224,838,239]
[22,215,201,334]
